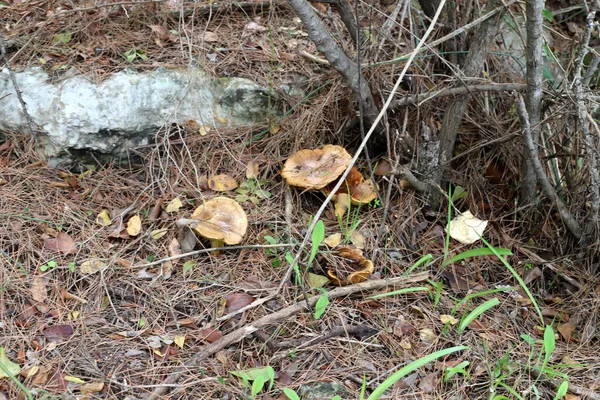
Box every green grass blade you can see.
[442,248,512,267]
[367,346,468,400]
[458,297,500,333]
[404,254,433,275]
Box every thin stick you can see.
[394,83,526,107]
[147,271,430,399]
[133,243,294,268]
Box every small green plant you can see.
[313,288,329,319]
[235,179,273,204]
[444,360,470,382]
[39,260,58,272]
[230,366,275,399]
[457,297,500,333]
[122,48,148,62]
[264,235,283,267]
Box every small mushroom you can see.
[325,247,375,286]
[322,167,378,218]
[281,145,352,190]
[188,197,248,255]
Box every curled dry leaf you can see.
[323,233,342,248]
[208,174,239,191]
[198,327,222,343]
[43,325,74,343]
[447,210,488,244]
[126,215,142,236]
[325,247,374,286]
[44,232,76,255]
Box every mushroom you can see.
[325,247,375,286]
[322,167,378,218]
[281,145,352,190]
[186,197,248,255]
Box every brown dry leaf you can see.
[0,178,7,186]
[323,233,342,248]
[374,159,392,176]
[79,259,106,275]
[269,124,281,135]
[43,325,74,343]
[165,197,183,213]
[198,327,222,343]
[44,232,76,254]
[80,381,104,395]
[246,161,260,179]
[30,276,48,303]
[204,31,218,42]
[126,215,142,236]
[225,292,255,313]
[419,328,437,343]
[564,395,581,400]
[557,323,576,342]
[208,174,238,191]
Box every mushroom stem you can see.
[209,238,225,256]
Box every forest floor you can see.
[1,0,600,399]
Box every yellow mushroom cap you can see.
[349,179,377,205]
[190,197,248,244]
[281,145,352,190]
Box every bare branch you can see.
[147,272,430,399]
[394,83,526,107]
[516,96,582,238]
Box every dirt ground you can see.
[1,0,600,399]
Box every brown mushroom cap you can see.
[190,197,248,244]
[281,145,352,190]
[322,167,378,205]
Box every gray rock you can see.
[297,381,351,400]
[0,67,280,167]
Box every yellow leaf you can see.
[334,194,351,219]
[64,375,86,384]
[81,381,105,395]
[199,125,211,136]
[215,115,227,124]
[350,230,366,249]
[208,174,238,191]
[153,348,164,357]
[269,124,280,135]
[323,233,342,248]
[174,335,186,349]
[26,365,40,379]
[151,228,168,240]
[126,215,142,236]
[440,314,459,325]
[70,311,80,320]
[96,210,111,226]
[79,259,106,274]
[165,197,183,213]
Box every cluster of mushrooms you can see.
[178,145,376,284]
[281,144,377,218]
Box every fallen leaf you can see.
[199,125,211,136]
[246,161,260,179]
[43,325,74,343]
[447,210,488,244]
[64,375,86,384]
[307,273,330,289]
[225,292,255,313]
[165,197,183,213]
[208,174,239,191]
[374,159,392,176]
[204,31,218,42]
[126,215,142,236]
[79,259,106,274]
[151,228,168,239]
[0,348,21,378]
[44,232,76,254]
[245,20,267,33]
[419,328,437,343]
[174,335,185,349]
[351,230,366,249]
[334,193,351,219]
[323,233,342,248]
[80,381,104,395]
[440,314,459,325]
[96,210,111,226]
[198,327,222,343]
[30,276,48,303]
[557,323,576,342]
[269,124,281,135]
